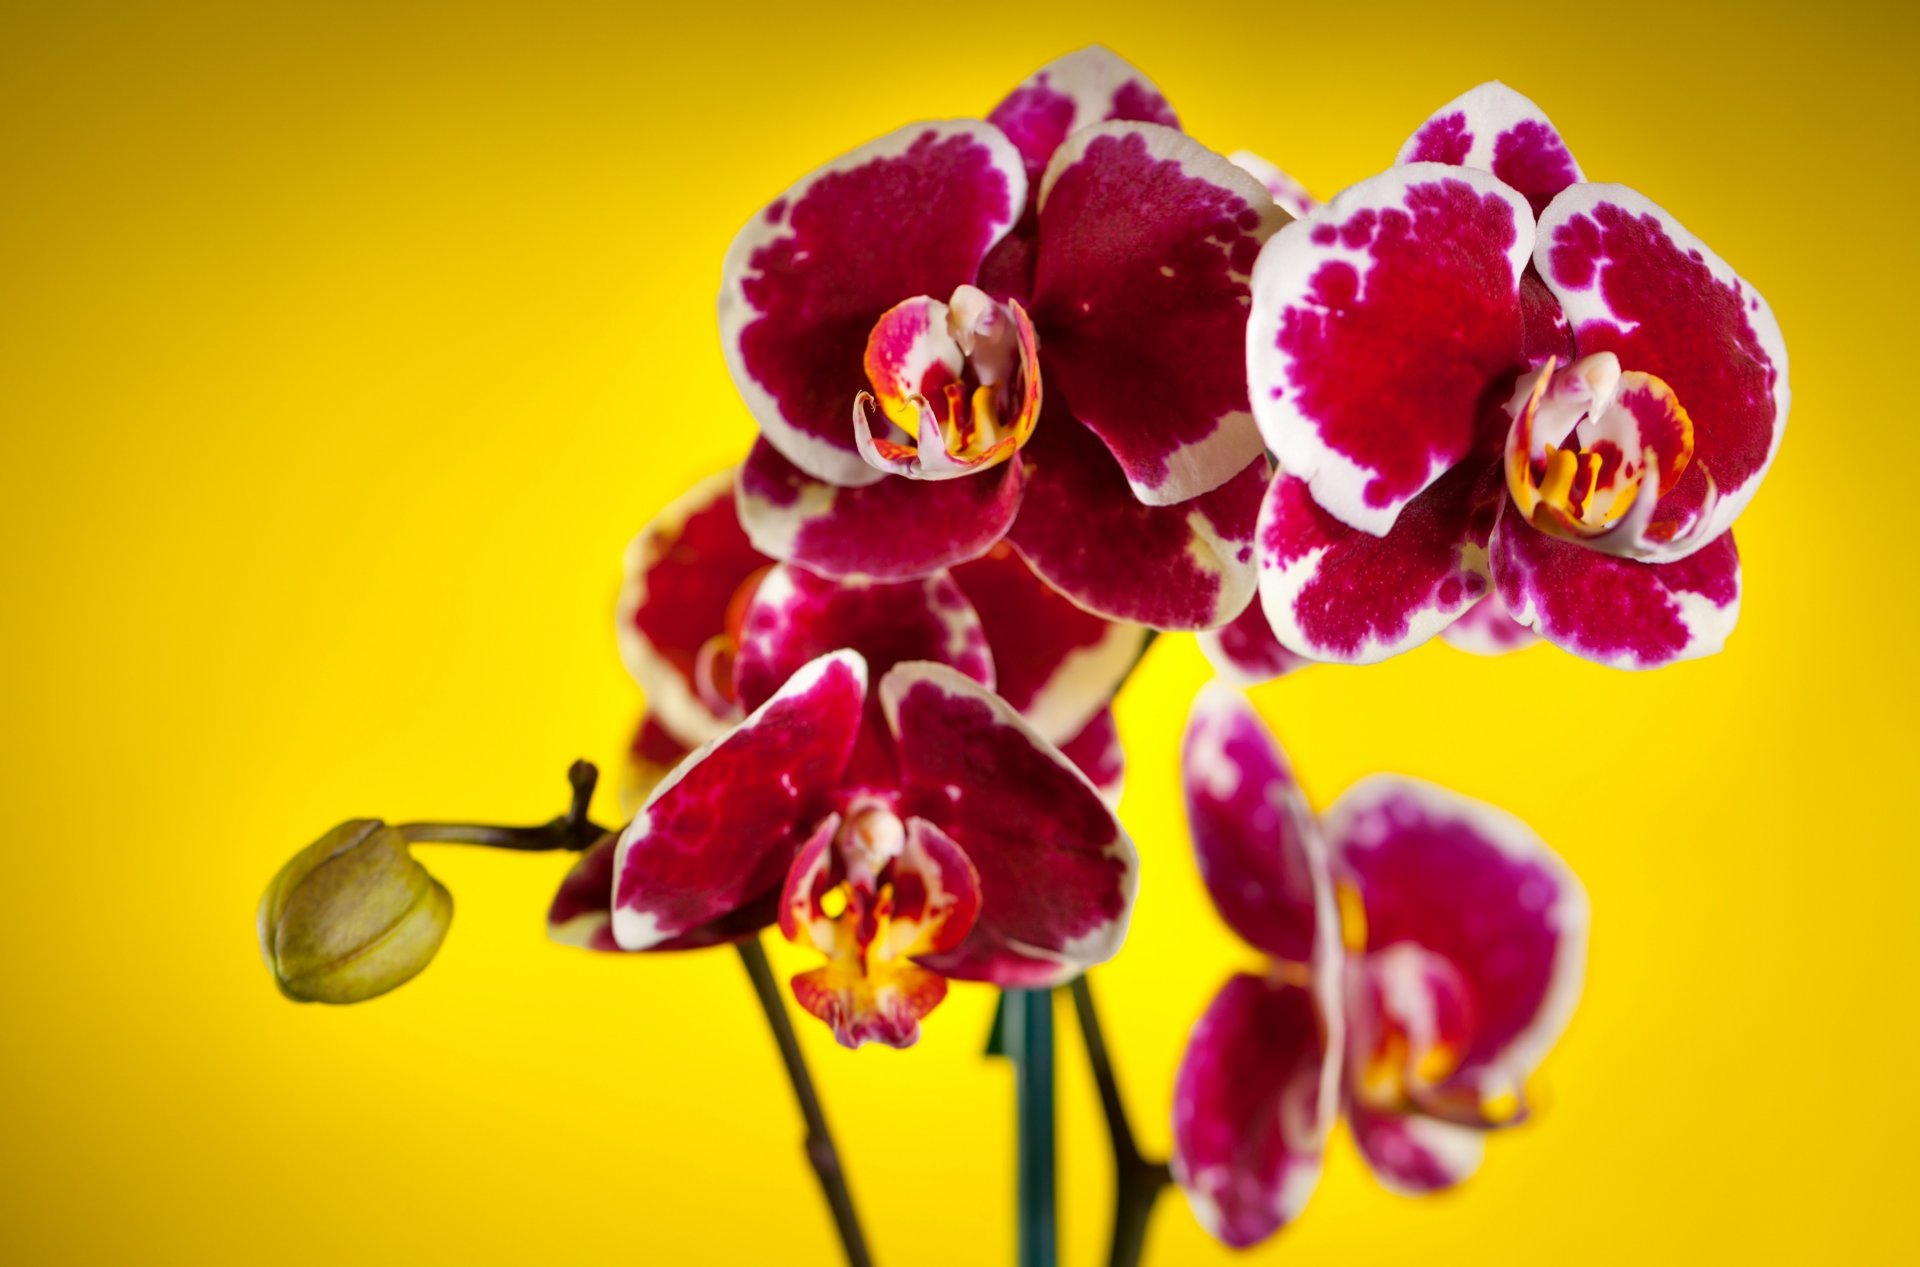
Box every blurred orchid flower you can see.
[548,471,1145,1048]
[1247,82,1788,668]
[1172,685,1587,1245]
[720,46,1295,630]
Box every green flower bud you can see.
[257,819,452,1004]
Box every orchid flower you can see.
[547,470,1144,1047]
[1247,83,1789,668]
[719,46,1289,632]
[1173,684,1587,1245]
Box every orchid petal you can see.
[1057,707,1125,808]
[619,714,693,817]
[736,437,1024,583]
[1182,684,1334,966]
[720,122,1026,486]
[1396,82,1583,215]
[950,543,1146,746]
[1491,504,1741,668]
[881,661,1136,986]
[1008,413,1265,631]
[791,958,949,1050]
[1228,150,1319,221]
[1326,776,1587,1127]
[1440,590,1539,657]
[1198,591,1313,686]
[549,834,782,955]
[1256,463,1500,665]
[1248,164,1532,536]
[1031,122,1282,505]
[988,45,1180,188]
[1536,183,1788,548]
[1172,974,1340,1248]
[611,652,866,950]
[1348,1104,1486,1195]
[616,469,770,747]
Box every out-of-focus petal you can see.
[616,469,770,747]
[1348,1103,1486,1195]
[736,437,1024,582]
[1491,505,1741,668]
[1057,707,1125,808]
[950,543,1146,746]
[1181,684,1333,965]
[1256,463,1500,665]
[732,563,991,713]
[1008,413,1265,631]
[1031,123,1281,505]
[1396,82,1583,215]
[881,661,1136,986]
[549,834,782,954]
[988,46,1180,187]
[719,121,1027,486]
[1536,183,1788,546]
[1325,776,1587,1125]
[1228,149,1319,220]
[619,714,693,817]
[1172,974,1340,1248]
[1440,590,1539,657]
[1248,164,1533,536]
[611,652,867,950]
[1198,591,1313,685]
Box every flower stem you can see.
[1070,975,1172,1267]
[396,760,606,851]
[736,936,874,1267]
[1005,987,1058,1267]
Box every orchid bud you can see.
[257,819,452,1004]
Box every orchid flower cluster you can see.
[255,45,1786,1262]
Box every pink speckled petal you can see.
[736,437,1024,582]
[548,833,782,954]
[1198,591,1313,685]
[611,652,866,950]
[1440,590,1539,657]
[1536,184,1789,546]
[1328,776,1587,1128]
[988,46,1179,188]
[615,469,771,747]
[1008,413,1264,631]
[1229,150,1319,220]
[950,543,1146,746]
[1182,684,1333,965]
[881,661,1136,986]
[1031,123,1282,505]
[1057,706,1124,808]
[1348,1104,1486,1195]
[1396,82,1583,216]
[1248,165,1533,536]
[1256,463,1500,665]
[1172,974,1339,1248]
[720,122,1026,486]
[1491,504,1741,668]
[619,713,693,817]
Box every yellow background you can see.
[5,2,1914,1262]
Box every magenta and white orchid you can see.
[1173,685,1587,1245]
[1247,83,1789,669]
[548,470,1144,1047]
[719,46,1286,632]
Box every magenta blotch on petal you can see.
[1348,1104,1487,1195]
[1248,165,1533,536]
[1491,506,1742,668]
[1172,975,1339,1247]
[1181,684,1331,964]
[1008,413,1265,631]
[1396,82,1583,216]
[988,46,1179,188]
[611,652,867,951]
[736,437,1024,583]
[881,661,1136,986]
[1032,123,1282,505]
[1256,464,1499,665]
[1057,707,1125,808]
[720,121,1027,486]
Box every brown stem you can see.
[395,761,607,851]
[1070,975,1172,1267]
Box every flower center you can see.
[854,284,1042,479]
[1503,352,1717,559]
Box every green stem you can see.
[1005,987,1058,1267]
